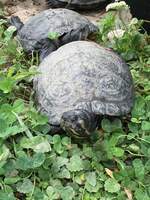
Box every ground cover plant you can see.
[0,3,150,200]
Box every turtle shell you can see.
[16,8,97,52]
[46,0,109,10]
[34,41,134,126]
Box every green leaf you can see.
[4,26,16,42]
[104,178,120,193]
[0,77,15,93]
[145,159,150,172]
[133,159,145,181]
[27,109,48,127]
[0,57,6,65]
[85,181,102,193]
[57,168,71,179]
[128,122,139,133]
[132,96,145,118]
[0,104,16,124]
[127,144,140,153]
[0,19,7,25]
[15,151,32,170]
[0,145,10,168]
[111,147,124,157]
[60,186,75,200]
[4,177,21,185]
[16,178,34,194]
[55,156,69,168]
[0,125,26,138]
[48,32,60,40]
[53,135,64,154]
[86,172,97,187]
[0,117,8,133]
[0,191,15,200]
[32,187,46,200]
[141,121,150,131]
[83,146,94,158]
[62,137,71,146]
[46,186,60,200]
[101,118,122,133]
[111,119,122,131]
[13,99,25,113]
[67,155,84,172]
[135,188,150,200]
[32,152,46,168]
[15,151,45,170]
[101,119,112,132]
[20,136,51,153]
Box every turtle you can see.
[46,0,109,10]
[34,41,134,139]
[10,8,98,60]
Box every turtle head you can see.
[9,16,24,31]
[60,109,99,139]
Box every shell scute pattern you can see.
[34,41,134,125]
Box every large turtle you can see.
[10,8,97,60]
[34,41,134,138]
[46,0,109,10]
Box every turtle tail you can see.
[9,16,24,31]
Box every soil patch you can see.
[3,0,105,23]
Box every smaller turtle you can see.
[34,41,134,139]
[10,8,97,60]
[46,0,109,11]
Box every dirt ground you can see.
[2,0,105,23]
[3,0,46,22]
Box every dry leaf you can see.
[124,187,133,200]
[105,168,114,178]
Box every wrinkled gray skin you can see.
[46,0,109,10]
[34,41,134,138]
[10,8,97,60]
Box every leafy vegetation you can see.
[0,4,150,200]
